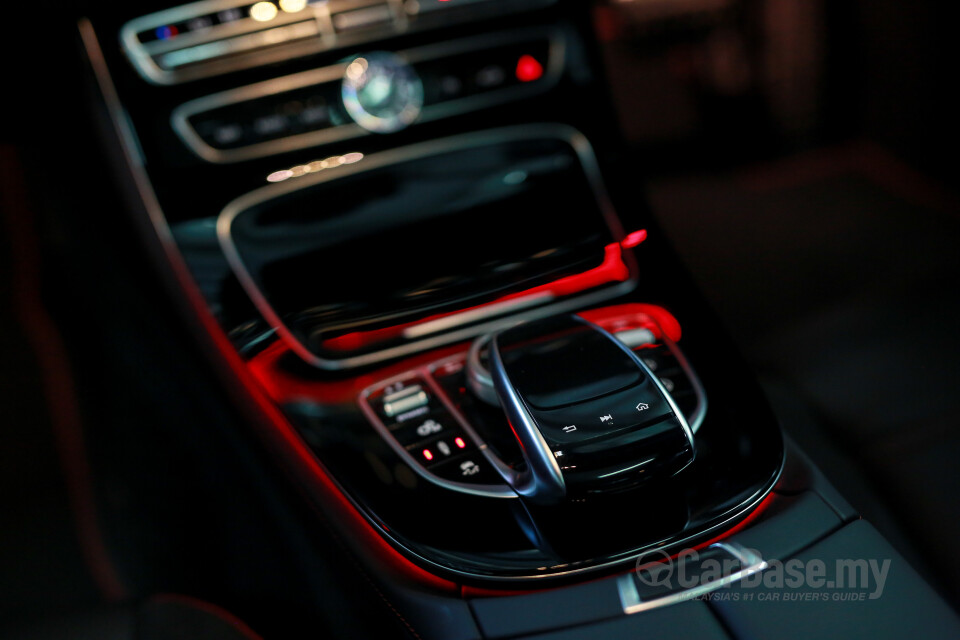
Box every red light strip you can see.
[321,237,639,354]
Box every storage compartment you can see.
[219,126,636,368]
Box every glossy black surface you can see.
[226,136,620,363]
[497,316,643,411]
[286,295,783,581]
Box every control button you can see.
[331,4,394,33]
[614,327,656,349]
[390,411,458,446]
[430,454,502,485]
[514,54,544,83]
[252,114,288,137]
[499,318,644,410]
[382,384,430,418]
[299,103,330,126]
[659,377,675,393]
[412,432,473,467]
[635,346,680,373]
[209,123,243,146]
[439,75,463,98]
[475,65,506,89]
[341,51,424,134]
[531,381,674,446]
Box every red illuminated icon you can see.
[455,437,467,449]
[515,55,544,83]
[422,449,434,461]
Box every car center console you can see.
[78,0,960,637]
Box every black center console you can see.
[76,0,960,637]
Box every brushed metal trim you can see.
[488,330,568,503]
[617,542,768,614]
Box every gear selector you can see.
[487,315,696,504]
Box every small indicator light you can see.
[455,437,467,449]
[155,25,179,40]
[279,0,307,12]
[422,449,434,461]
[250,1,279,22]
[515,55,544,83]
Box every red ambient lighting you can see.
[515,55,544,83]
[620,229,648,249]
[321,241,632,354]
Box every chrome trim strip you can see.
[660,333,709,434]
[617,542,768,614]
[359,370,518,499]
[489,332,568,503]
[466,333,498,406]
[216,123,635,370]
[403,293,552,340]
[171,27,567,163]
[158,20,321,70]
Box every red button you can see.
[515,55,544,83]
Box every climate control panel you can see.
[172,29,562,162]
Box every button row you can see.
[419,40,551,106]
[531,378,675,448]
[191,85,345,151]
[185,37,553,154]
[366,376,503,489]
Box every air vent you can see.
[121,0,557,85]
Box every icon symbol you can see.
[438,441,452,456]
[385,382,404,395]
[416,419,442,437]
[660,377,675,392]
[460,460,480,477]
[636,402,650,412]
[600,414,613,423]
[562,425,577,433]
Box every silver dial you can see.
[341,52,424,134]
